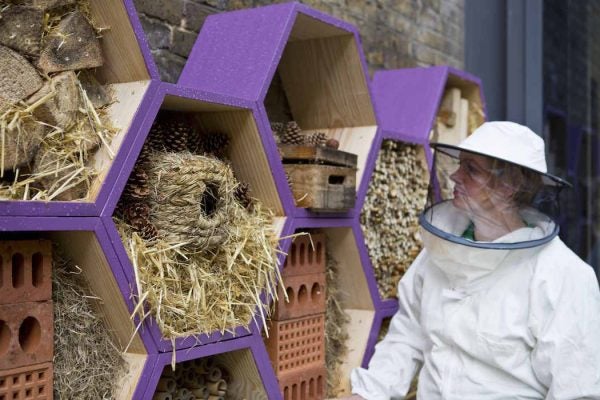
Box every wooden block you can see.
[37,11,103,74]
[0,5,43,56]
[0,362,53,400]
[284,164,356,212]
[278,365,326,400]
[273,272,326,321]
[278,145,357,168]
[27,71,80,130]
[0,301,54,370]
[282,233,326,277]
[265,314,325,377]
[1,114,47,171]
[457,98,469,142]
[0,44,42,107]
[0,240,52,305]
[436,87,462,145]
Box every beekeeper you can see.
[346,121,600,399]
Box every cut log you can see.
[0,44,43,108]
[2,115,47,171]
[7,0,76,11]
[27,71,80,130]
[79,71,113,108]
[37,11,103,73]
[0,5,43,56]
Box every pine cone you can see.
[281,121,304,145]
[271,122,284,136]
[130,217,158,240]
[123,167,150,200]
[234,182,252,209]
[163,120,192,152]
[197,132,230,158]
[122,202,151,221]
[306,131,327,147]
[146,121,166,151]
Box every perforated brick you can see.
[0,362,52,400]
[273,272,326,321]
[0,241,52,305]
[279,365,326,400]
[0,302,53,370]
[265,314,325,375]
[282,234,326,277]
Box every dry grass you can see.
[116,153,282,346]
[52,247,127,399]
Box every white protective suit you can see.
[351,201,600,400]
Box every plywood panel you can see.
[114,353,148,400]
[50,231,146,355]
[289,13,348,41]
[89,0,150,83]
[215,349,268,400]
[279,36,375,129]
[197,110,284,216]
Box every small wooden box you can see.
[280,145,357,212]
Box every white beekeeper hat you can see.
[433,121,569,187]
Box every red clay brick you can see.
[265,314,325,376]
[282,234,326,277]
[279,365,326,400]
[0,362,53,400]
[0,240,52,305]
[273,272,326,320]
[0,302,53,370]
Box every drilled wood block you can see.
[273,272,326,321]
[282,233,326,277]
[284,164,356,212]
[0,240,52,305]
[0,5,43,56]
[265,314,325,376]
[0,362,52,400]
[279,365,326,400]
[0,301,53,370]
[0,44,42,107]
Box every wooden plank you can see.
[279,144,357,168]
[214,349,268,400]
[301,126,377,190]
[50,231,146,354]
[196,110,284,216]
[457,98,469,143]
[114,353,148,400]
[89,80,151,200]
[284,164,356,211]
[279,35,376,129]
[332,309,375,397]
[89,0,149,83]
[289,13,349,41]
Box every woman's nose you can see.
[450,168,462,183]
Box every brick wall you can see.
[133,0,465,83]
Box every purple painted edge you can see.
[361,305,398,368]
[0,200,98,218]
[100,80,161,217]
[0,216,98,231]
[123,0,160,80]
[132,353,160,400]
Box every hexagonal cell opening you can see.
[264,12,378,213]
[265,226,375,398]
[0,0,153,208]
[151,349,267,400]
[0,231,147,399]
[360,140,430,301]
[111,89,286,350]
[430,72,486,145]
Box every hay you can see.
[0,78,116,200]
[117,152,282,343]
[52,246,127,399]
[324,248,350,398]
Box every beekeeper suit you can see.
[350,121,600,400]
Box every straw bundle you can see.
[325,249,350,398]
[360,141,429,299]
[52,247,126,399]
[118,152,281,341]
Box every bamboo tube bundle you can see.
[155,358,230,400]
[360,141,429,299]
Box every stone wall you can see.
[133,0,465,83]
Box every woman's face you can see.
[450,153,507,216]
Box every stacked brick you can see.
[265,233,327,400]
[0,241,53,400]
